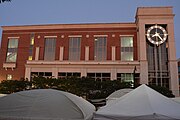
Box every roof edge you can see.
[1,22,136,31]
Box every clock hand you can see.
[157,34,163,41]
[152,32,158,37]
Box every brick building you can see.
[178,58,180,83]
[0,7,179,96]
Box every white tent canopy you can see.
[94,84,180,120]
[0,94,6,97]
[171,97,180,103]
[106,88,132,104]
[0,89,95,120]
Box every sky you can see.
[0,0,180,58]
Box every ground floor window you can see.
[31,72,52,78]
[117,73,134,83]
[6,74,12,80]
[87,73,110,81]
[58,72,81,78]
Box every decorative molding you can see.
[44,36,57,38]
[3,63,16,70]
[86,35,89,38]
[94,35,108,37]
[8,37,20,39]
[68,35,82,37]
[119,35,134,37]
[112,34,115,37]
[2,23,136,31]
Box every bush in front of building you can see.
[148,85,175,98]
[0,78,30,94]
[0,77,175,98]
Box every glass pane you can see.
[87,73,95,77]
[121,52,133,61]
[96,73,101,77]
[8,39,18,48]
[73,72,81,77]
[121,37,133,47]
[7,74,12,80]
[30,38,34,45]
[45,72,52,76]
[67,72,73,76]
[58,72,66,76]
[6,52,17,62]
[102,73,110,77]
[39,72,44,76]
[28,56,33,60]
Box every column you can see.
[25,67,31,81]
[35,47,39,60]
[52,68,58,79]
[59,46,64,61]
[167,23,179,96]
[111,68,116,80]
[138,22,148,84]
[111,46,116,61]
[85,46,89,61]
[81,68,87,77]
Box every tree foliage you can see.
[148,84,175,98]
[0,78,30,94]
[0,77,175,99]
[0,77,132,99]
[0,0,11,3]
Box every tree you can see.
[0,0,11,3]
[0,78,30,94]
[148,85,175,98]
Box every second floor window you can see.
[28,33,34,60]
[6,38,18,62]
[44,38,56,61]
[94,37,107,61]
[69,37,81,61]
[121,36,134,61]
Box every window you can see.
[58,72,81,78]
[6,38,18,62]
[87,73,110,81]
[28,33,34,60]
[7,74,12,80]
[44,38,56,61]
[69,37,81,60]
[121,36,133,61]
[94,37,107,61]
[31,72,52,78]
[117,73,134,85]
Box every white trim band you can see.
[44,36,57,38]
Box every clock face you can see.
[146,25,168,46]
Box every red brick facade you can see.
[0,24,137,81]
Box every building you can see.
[0,7,179,96]
[178,58,180,83]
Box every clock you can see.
[146,25,168,46]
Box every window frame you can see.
[44,37,56,61]
[68,37,81,61]
[120,36,134,61]
[6,38,19,63]
[94,37,107,61]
